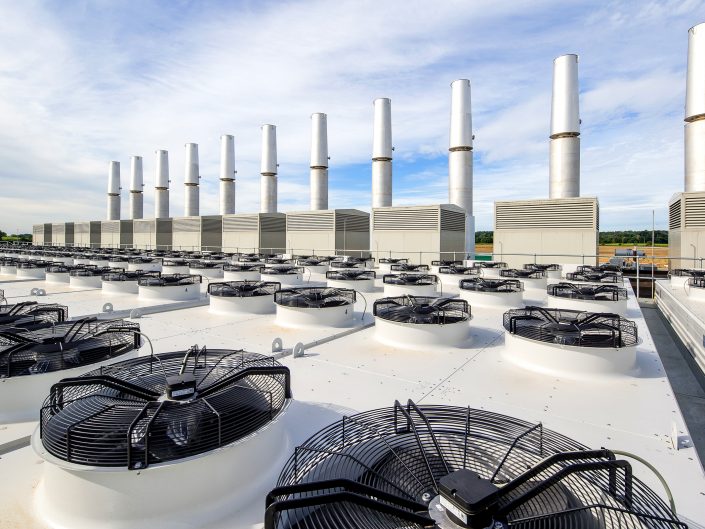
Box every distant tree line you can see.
[475,230,668,245]
[0,229,32,242]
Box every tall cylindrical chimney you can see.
[449,79,473,216]
[260,125,277,213]
[549,54,580,199]
[686,23,705,192]
[372,98,392,208]
[154,149,170,219]
[107,161,120,220]
[129,156,143,219]
[310,113,329,210]
[220,134,236,215]
[184,143,199,216]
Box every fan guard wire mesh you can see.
[262,266,305,276]
[208,280,281,297]
[0,301,68,330]
[297,257,331,266]
[70,267,113,277]
[379,258,409,264]
[265,401,686,529]
[274,287,356,308]
[137,273,202,286]
[102,271,159,282]
[475,262,508,269]
[503,307,638,348]
[390,264,430,273]
[223,263,264,272]
[18,260,51,269]
[460,278,523,293]
[383,274,438,286]
[40,348,290,468]
[162,258,188,266]
[500,269,546,279]
[438,266,480,276]
[0,317,140,378]
[326,270,376,281]
[548,283,628,301]
[188,260,225,269]
[431,260,463,266]
[565,272,622,284]
[127,257,160,264]
[578,265,623,274]
[524,264,560,271]
[373,296,469,324]
[329,261,366,270]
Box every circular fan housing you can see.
[102,271,156,295]
[296,258,330,275]
[326,270,376,292]
[208,280,279,314]
[126,257,162,273]
[70,267,111,288]
[1,259,18,275]
[459,278,523,308]
[500,268,548,292]
[137,274,202,301]
[430,260,463,275]
[17,260,49,279]
[51,255,75,266]
[34,349,291,528]
[266,401,682,529]
[565,271,623,285]
[161,259,190,275]
[524,263,562,280]
[261,266,304,288]
[547,282,628,315]
[108,257,129,269]
[474,261,508,279]
[378,258,408,274]
[686,277,705,302]
[383,273,438,297]
[88,257,110,267]
[45,265,73,283]
[503,307,638,378]
[275,287,356,328]
[188,260,225,279]
[373,296,471,348]
[0,318,140,423]
[223,263,263,281]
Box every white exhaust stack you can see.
[154,149,170,219]
[549,54,580,199]
[107,161,120,220]
[372,98,392,208]
[260,125,277,213]
[686,23,705,192]
[184,143,199,216]
[449,79,474,255]
[220,134,236,215]
[129,156,143,219]
[310,113,329,210]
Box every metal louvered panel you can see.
[173,217,201,233]
[495,198,597,230]
[684,195,705,228]
[287,212,335,231]
[133,220,155,233]
[670,199,682,230]
[52,224,65,236]
[440,209,465,231]
[33,225,43,241]
[373,207,439,231]
[101,221,120,234]
[261,215,285,233]
[74,222,90,234]
[336,213,369,232]
[223,215,258,232]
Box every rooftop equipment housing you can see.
[107,161,121,221]
[132,218,173,250]
[51,223,74,246]
[310,113,328,210]
[285,209,369,256]
[129,156,144,219]
[220,135,236,215]
[171,215,223,251]
[100,220,134,249]
[222,213,286,254]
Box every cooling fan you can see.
[374,296,469,325]
[548,283,627,302]
[208,280,281,297]
[275,287,356,308]
[0,301,68,331]
[565,271,622,284]
[40,348,291,468]
[265,400,686,529]
[275,287,357,328]
[390,263,430,273]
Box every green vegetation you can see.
[475,231,493,244]
[0,229,32,243]
[475,230,669,245]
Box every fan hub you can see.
[438,469,500,528]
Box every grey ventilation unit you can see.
[222,213,285,254]
[286,209,369,257]
[171,215,223,252]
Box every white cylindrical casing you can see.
[190,266,224,279]
[260,271,303,287]
[154,150,170,218]
[52,256,74,265]
[45,271,70,283]
[210,294,275,315]
[223,269,261,281]
[480,268,504,279]
[383,283,437,297]
[372,98,392,208]
[70,275,102,288]
[102,279,140,295]
[459,289,523,308]
[184,143,199,217]
[260,125,278,213]
[450,79,473,148]
[138,283,201,301]
[276,303,354,328]
[449,81,474,225]
[449,150,473,215]
[549,54,580,199]
[1,264,17,275]
[127,261,162,273]
[310,168,329,211]
[129,156,144,219]
[108,260,129,269]
[107,161,121,220]
[374,318,471,349]
[685,120,705,191]
[547,294,627,316]
[326,278,375,292]
[220,135,236,215]
[89,259,109,267]
[686,23,705,120]
[519,276,548,292]
[16,267,46,279]
[310,113,329,210]
[162,264,190,275]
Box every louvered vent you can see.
[102,221,120,234]
[44,224,53,239]
[133,220,154,233]
[373,207,439,231]
[287,212,335,231]
[201,216,222,233]
[669,199,682,230]
[684,195,705,228]
[173,218,200,233]
[74,222,89,234]
[440,209,465,231]
[33,225,43,239]
[261,215,285,233]
[495,199,597,230]
[336,213,369,232]
[223,215,258,232]
[52,224,65,236]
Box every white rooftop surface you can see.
[1,271,704,528]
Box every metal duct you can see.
[310,113,329,210]
[220,134,236,215]
[372,98,392,208]
[184,143,199,217]
[686,23,705,192]
[129,156,143,219]
[549,54,580,199]
[107,161,120,220]
[154,149,170,219]
[260,125,278,213]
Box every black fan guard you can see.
[223,263,265,272]
[329,260,366,270]
[500,269,546,279]
[548,283,628,301]
[374,296,469,324]
[40,348,291,468]
[438,265,481,276]
[565,271,622,284]
[274,287,356,308]
[524,263,560,271]
[379,258,409,265]
[1,317,140,378]
[503,307,638,348]
[265,401,686,529]
[0,301,68,330]
[137,273,202,286]
[326,269,376,281]
[474,261,508,269]
[390,263,430,273]
[262,266,305,276]
[102,270,160,282]
[383,273,439,286]
[460,278,523,293]
[208,280,281,297]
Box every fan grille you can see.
[137,274,202,286]
[102,271,159,282]
[500,269,546,279]
[565,272,622,284]
[439,265,480,276]
[390,264,430,273]
[460,278,523,293]
[208,280,280,297]
[503,307,638,348]
[475,261,507,269]
[262,266,305,276]
[383,274,438,286]
[670,269,705,278]
[223,263,264,272]
[548,283,628,301]
[0,302,68,330]
[379,258,408,264]
[524,264,560,272]
[326,270,376,281]
[374,296,469,324]
[40,349,290,468]
[274,287,356,308]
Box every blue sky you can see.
[1,0,704,233]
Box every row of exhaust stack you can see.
[107,51,588,222]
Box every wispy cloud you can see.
[0,0,703,234]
